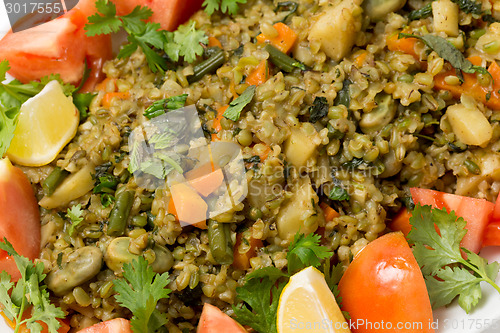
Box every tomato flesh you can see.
[0,158,40,281]
[76,318,132,333]
[410,188,494,253]
[197,303,247,333]
[338,232,434,333]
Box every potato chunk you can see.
[432,0,459,37]
[446,103,492,147]
[276,176,320,242]
[308,0,363,62]
[284,123,320,169]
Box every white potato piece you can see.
[446,103,492,147]
[308,0,363,62]
[276,176,321,242]
[39,163,95,209]
[284,123,320,168]
[432,0,459,37]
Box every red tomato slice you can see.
[410,188,494,253]
[76,318,132,333]
[338,232,434,333]
[197,303,248,333]
[491,191,500,221]
[76,0,205,31]
[483,219,500,247]
[0,158,40,281]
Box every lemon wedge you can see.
[7,80,79,166]
[277,266,351,333]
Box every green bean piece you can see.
[107,190,134,236]
[464,159,481,175]
[188,48,226,84]
[42,167,69,196]
[265,44,306,72]
[207,219,234,265]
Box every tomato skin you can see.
[76,318,132,333]
[0,158,40,281]
[410,188,494,253]
[338,232,434,333]
[197,303,248,333]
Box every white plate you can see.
[1,1,500,332]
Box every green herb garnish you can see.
[66,204,84,236]
[85,0,208,72]
[143,94,188,119]
[0,239,65,333]
[223,85,256,121]
[113,256,171,333]
[328,186,350,201]
[399,33,489,77]
[408,205,500,313]
[309,96,329,123]
[203,0,247,15]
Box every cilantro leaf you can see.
[113,256,171,333]
[233,269,287,333]
[169,21,209,63]
[66,204,84,236]
[399,33,489,77]
[328,186,350,201]
[85,0,122,36]
[85,1,207,70]
[73,93,95,120]
[223,85,256,121]
[0,239,65,333]
[203,0,247,15]
[408,205,500,313]
[287,233,333,275]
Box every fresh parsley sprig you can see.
[85,0,208,72]
[113,256,171,333]
[233,232,335,333]
[66,204,84,236]
[203,0,248,15]
[408,205,500,313]
[0,238,65,333]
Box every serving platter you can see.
[1,1,500,332]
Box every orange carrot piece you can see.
[212,105,228,133]
[246,60,270,86]
[434,58,500,110]
[354,52,367,68]
[320,202,340,222]
[388,207,413,237]
[233,232,263,270]
[257,145,272,162]
[256,22,297,54]
[169,183,208,229]
[102,91,130,108]
[185,162,224,197]
[95,77,116,92]
[208,36,222,48]
[386,32,419,60]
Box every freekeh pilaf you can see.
[3,0,500,331]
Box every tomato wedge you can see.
[482,192,500,247]
[0,158,40,281]
[389,188,494,253]
[338,232,434,333]
[76,318,132,333]
[410,188,494,253]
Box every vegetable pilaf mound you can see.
[2,0,500,332]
